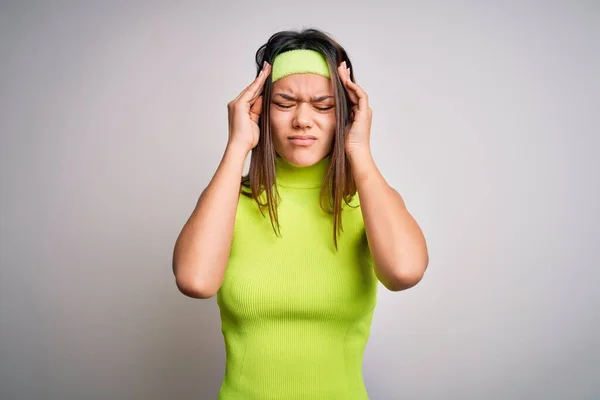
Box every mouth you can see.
[288,135,317,147]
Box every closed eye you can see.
[274,103,334,111]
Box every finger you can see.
[345,81,359,105]
[232,70,264,104]
[231,63,269,103]
[238,63,271,104]
[249,95,263,124]
[338,64,359,104]
[345,78,369,116]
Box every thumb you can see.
[249,95,263,124]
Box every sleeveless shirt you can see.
[216,154,378,399]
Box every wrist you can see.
[226,140,251,160]
[346,146,373,165]
[347,148,376,184]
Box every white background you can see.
[1,1,598,399]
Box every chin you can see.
[278,148,326,167]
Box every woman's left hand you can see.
[339,61,372,156]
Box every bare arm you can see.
[172,144,248,298]
[350,149,429,292]
[337,61,428,292]
[172,61,272,299]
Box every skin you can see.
[172,63,273,298]
[270,64,430,291]
[337,61,429,290]
[172,60,429,298]
[269,73,336,166]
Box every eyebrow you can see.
[273,93,334,102]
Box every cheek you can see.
[269,107,285,124]
[319,114,337,135]
[269,109,288,137]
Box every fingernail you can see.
[263,61,267,69]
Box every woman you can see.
[173,28,429,400]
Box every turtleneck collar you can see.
[275,155,330,189]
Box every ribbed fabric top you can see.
[216,155,378,400]
[273,154,330,189]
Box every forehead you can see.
[272,73,333,97]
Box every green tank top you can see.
[216,154,378,399]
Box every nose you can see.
[292,102,313,129]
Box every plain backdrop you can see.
[1,1,598,399]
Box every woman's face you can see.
[269,73,336,167]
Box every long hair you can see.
[241,27,357,251]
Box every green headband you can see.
[271,49,331,83]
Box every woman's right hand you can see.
[227,61,272,154]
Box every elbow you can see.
[174,270,219,299]
[172,247,222,299]
[386,273,423,292]
[386,259,428,292]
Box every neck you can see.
[275,155,330,189]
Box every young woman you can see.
[173,28,429,400]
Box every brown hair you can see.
[241,28,358,250]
